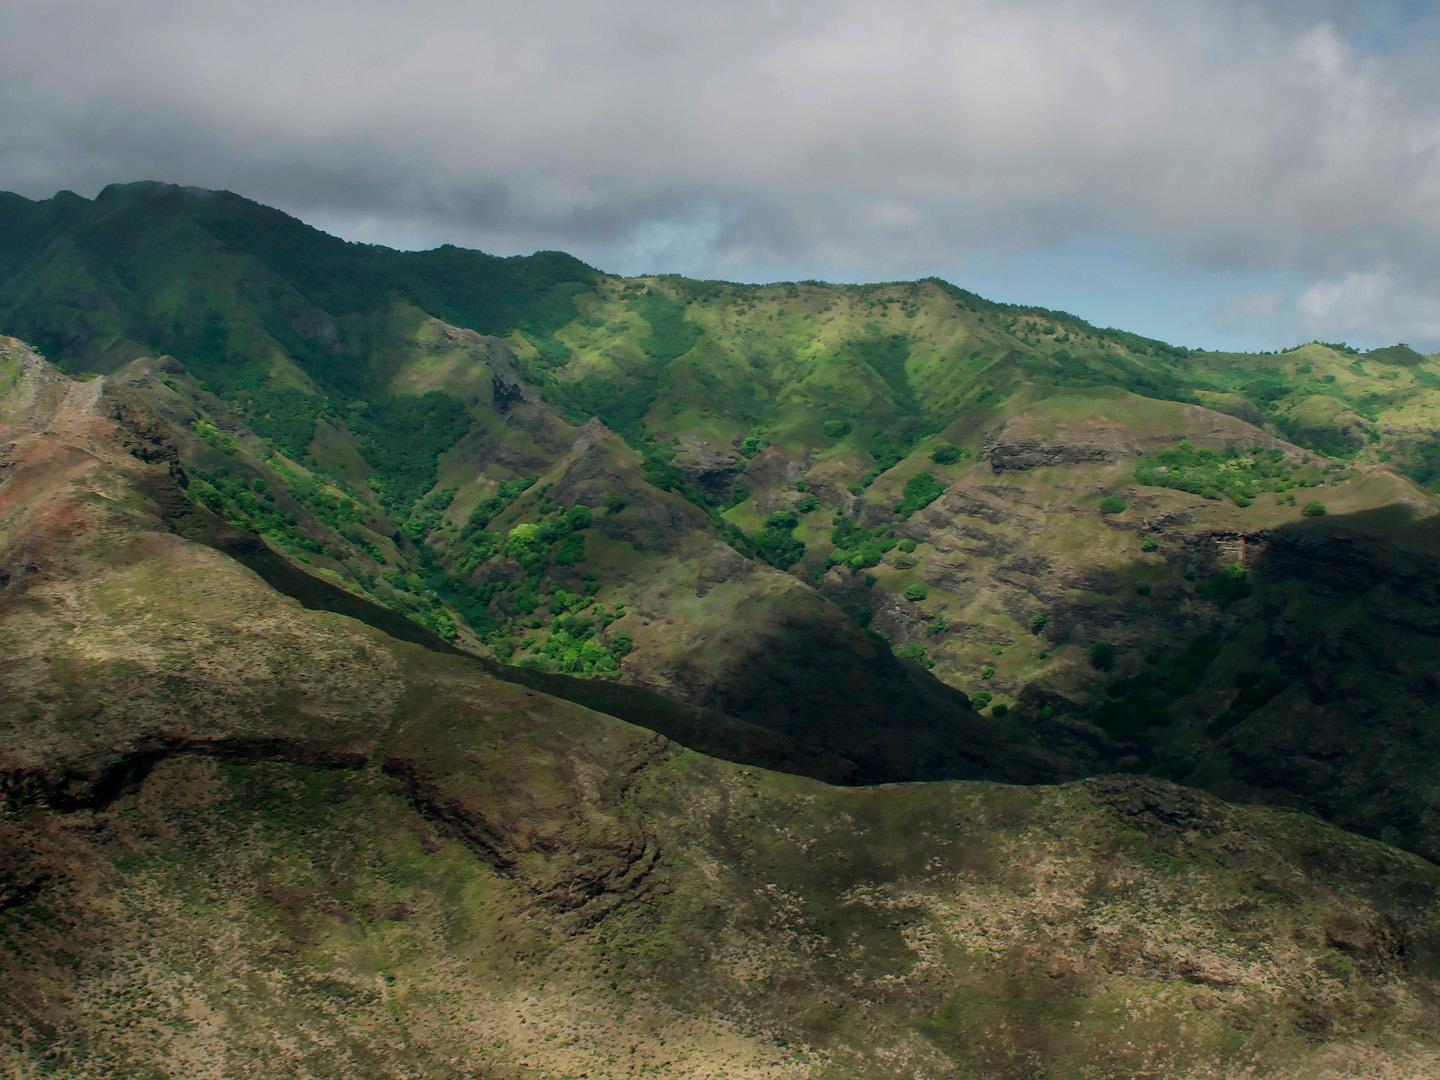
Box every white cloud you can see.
[1298,268,1440,346]
[0,0,1438,344]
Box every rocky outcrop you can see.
[669,439,743,500]
[987,436,1119,472]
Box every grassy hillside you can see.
[4,343,1440,1079]
[3,184,1440,860]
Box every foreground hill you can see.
[2,183,1440,865]
[4,344,1440,1077]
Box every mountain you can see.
[4,182,1438,862]
[4,338,1440,1077]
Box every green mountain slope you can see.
[4,344,1440,1079]
[3,184,1440,861]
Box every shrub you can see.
[897,643,934,668]
[822,420,852,439]
[981,664,995,680]
[898,538,917,552]
[829,518,896,570]
[991,703,1010,718]
[795,494,819,513]
[1140,536,1159,552]
[765,509,799,530]
[1303,500,1327,517]
[903,583,928,602]
[930,442,968,465]
[1197,564,1253,608]
[1099,496,1127,515]
[1029,612,1049,635]
[752,510,805,570]
[739,432,770,458]
[971,691,993,710]
[895,472,946,518]
[1089,642,1116,671]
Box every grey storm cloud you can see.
[2,0,1439,343]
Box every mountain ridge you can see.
[2,183,1440,864]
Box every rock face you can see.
[669,438,743,499]
[4,347,1440,1079]
[987,436,1119,471]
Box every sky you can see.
[2,0,1439,352]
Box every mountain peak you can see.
[94,179,229,203]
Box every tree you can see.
[930,442,968,464]
[903,583,928,602]
[1197,564,1252,608]
[895,473,946,518]
[1090,642,1116,672]
[1099,496,1127,515]
[1303,501,1327,517]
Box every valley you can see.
[3,183,1440,1077]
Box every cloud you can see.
[0,0,1438,346]
[1297,268,1440,345]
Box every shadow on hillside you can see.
[1206,504,1440,861]
[187,503,1076,788]
[182,482,1440,863]
[685,601,1066,785]
[1045,501,1440,862]
[185,514,873,784]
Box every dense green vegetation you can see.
[350,393,472,507]
[750,510,805,570]
[1093,633,1221,742]
[829,518,896,570]
[1196,565,1254,608]
[929,442,969,464]
[1136,442,1329,505]
[466,475,537,530]
[188,468,325,556]
[894,472,945,518]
